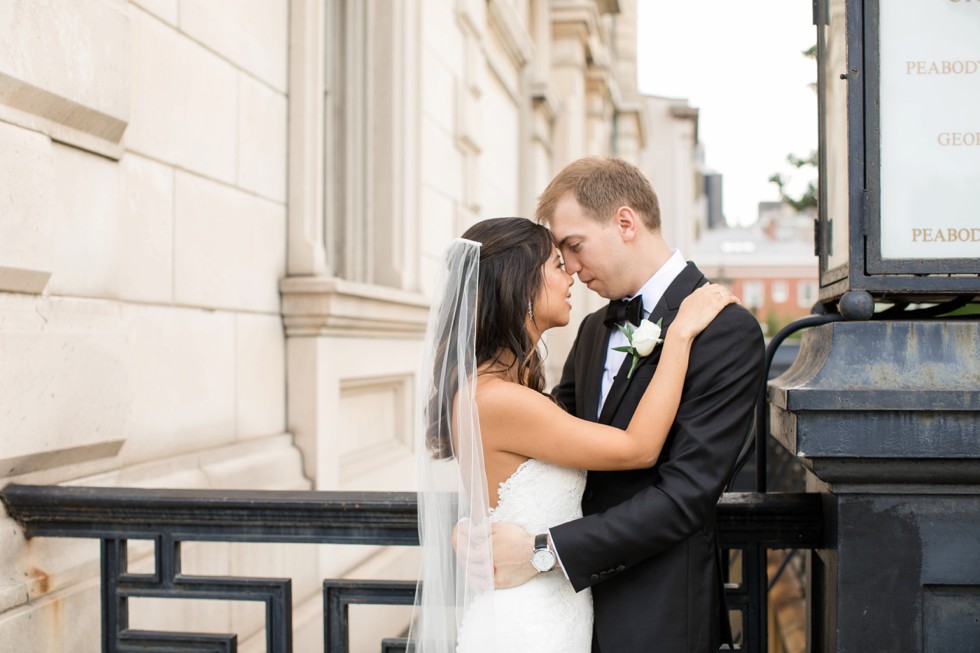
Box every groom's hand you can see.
[491,522,537,588]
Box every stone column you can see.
[769,319,980,652]
[543,2,606,384]
[549,5,591,167]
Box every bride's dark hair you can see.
[426,217,555,458]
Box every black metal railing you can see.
[0,485,823,652]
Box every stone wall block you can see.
[0,295,131,464]
[420,116,464,202]
[455,79,483,154]
[46,144,122,298]
[237,73,287,203]
[422,3,465,79]
[0,578,102,653]
[131,0,178,26]
[0,129,173,304]
[420,46,456,135]
[122,305,236,463]
[178,0,288,93]
[115,153,175,303]
[478,77,520,217]
[0,0,129,158]
[0,122,56,290]
[174,171,285,312]
[234,313,286,440]
[127,9,237,183]
[419,187,456,262]
[0,296,252,474]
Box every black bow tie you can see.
[603,296,644,327]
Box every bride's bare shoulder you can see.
[476,376,556,418]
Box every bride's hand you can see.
[453,518,493,592]
[670,283,739,341]
[490,522,538,589]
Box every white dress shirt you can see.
[598,250,687,412]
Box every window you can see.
[798,281,818,308]
[771,281,789,304]
[324,0,413,287]
[742,281,764,308]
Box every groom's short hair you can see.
[535,157,661,231]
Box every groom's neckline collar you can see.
[619,249,687,319]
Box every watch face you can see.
[531,548,556,572]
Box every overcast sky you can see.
[636,0,819,227]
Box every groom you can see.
[492,157,765,651]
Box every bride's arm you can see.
[483,284,737,471]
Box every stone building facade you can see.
[639,94,706,261]
[0,0,648,649]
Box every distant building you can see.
[704,172,725,229]
[639,95,706,257]
[758,201,815,242]
[693,204,818,336]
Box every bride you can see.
[409,217,737,652]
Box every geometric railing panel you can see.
[0,485,823,653]
[103,537,291,652]
[323,579,416,653]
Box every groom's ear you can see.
[614,206,640,242]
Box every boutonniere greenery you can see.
[613,318,664,379]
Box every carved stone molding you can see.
[338,374,414,483]
[531,79,562,125]
[550,1,601,50]
[550,1,618,78]
[586,66,617,114]
[488,0,535,70]
[596,0,622,14]
[280,276,430,338]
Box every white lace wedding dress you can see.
[456,459,593,653]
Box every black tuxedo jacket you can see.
[550,262,765,652]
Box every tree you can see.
[768,151,817,212]
[768,46,818,212]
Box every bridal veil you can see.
[408,238,495,652]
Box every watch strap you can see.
[534,533,549,551]
[531,532,556,572]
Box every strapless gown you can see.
[456,459,593,652]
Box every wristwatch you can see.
[530,533,556,572]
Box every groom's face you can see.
[549,195,632,300]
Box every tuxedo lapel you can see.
[596,263,708,425]
[658,262,709,327]
[597,354,639,425]
[583,317,611,422]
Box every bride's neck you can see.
[478,349,522,383]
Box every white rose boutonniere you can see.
[613,318,664,379]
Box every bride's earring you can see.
[527,300,534,321]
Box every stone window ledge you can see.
[0,266,52,295]
[280,276,430,338]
